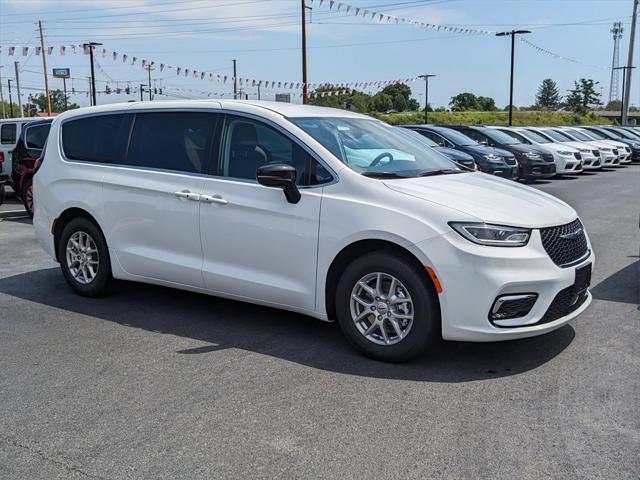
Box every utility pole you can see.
[83,41,102,106]
[145,65,153,101]
[8,79,14,117]
[14,62,23,117]
[232,59,237,99]
[38,20,52,115]
[615,66,636,124]
[140,84,145,102]
[257,82,261,100]
[495,29,531,126]
[301,0,309,104]
[0,66,5,119]
[622,0,638,125]
[419,74,436,124]
[62,77,68,110]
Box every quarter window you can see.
[221,116,331,186]
[26,124,51,149]
[62,114,133,163]
[1,123,17,144]
[126,112,217,174]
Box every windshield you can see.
[593,127,620,139]
[606,127,636,139]
[580,128,605,140]
[563,129,591,141]
[541,128,572,142]
[497,128,529,143]
[434,128,478,146]
[291,117,462,177]
[518,129,550,143]
[483,128,520,145]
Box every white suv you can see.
[34,101,594,361]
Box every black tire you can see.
[21,177,33,218]
[57,217,112,297]
[0,183,4,206]
[335,251,440,362]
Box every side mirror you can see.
[256,163,301,204]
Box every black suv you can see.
[402,125,518,179]
[11,118,52,217]
[448,126,556,180]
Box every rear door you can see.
[100,111,220,288]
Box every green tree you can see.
[449,92,480,111]
[534,78,561,110]
[371,92,393,112]
[565,79,602,112]
[407,98,420,111]
[392,93,407,112]
[477,96,498,111]
[28,89,79,113]
[605,99,622,111]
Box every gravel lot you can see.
[0,166,638,480]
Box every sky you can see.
[0,0,638,110]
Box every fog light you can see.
[489,294,538,321]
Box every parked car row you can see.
[401,124,640,181]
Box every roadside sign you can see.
[52,68,70,79]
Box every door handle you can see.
[200,194,228,205]
[174,190,201,201]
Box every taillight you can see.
[0,151,4,163]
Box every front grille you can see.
[503,156,516,166]
[612,149,618,155]
[625,147,631,153]
[490,294,538,322]
[573,152,582,160]
[540,219,589,267]
[592,150,600,157]
[542,153,554,163]
[539,288,588,324]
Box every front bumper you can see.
[581,153,602,170]
[555,157,582,174]
[416,229,594,342]
[520,161,556,179]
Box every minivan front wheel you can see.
[58,217,111,296]
[336,252,439,362]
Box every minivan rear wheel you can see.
[22,177,34,218]
[335,251,439,362]
[58,217,111,296]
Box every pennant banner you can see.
[519,38,609,70]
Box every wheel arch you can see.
[53,207,105,262]
[324,239,440,321]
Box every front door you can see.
[199,115,332,311]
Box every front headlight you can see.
[522,152,542,159]
[557,150,574,156]
[449,222,531,247]
[600,147,612,152]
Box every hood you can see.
[540,142,579,153]
[435,147,474,161]
[462,144,514,158]
[383,172,576,228]
[503,143,548,155]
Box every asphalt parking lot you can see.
[0,166,638,480]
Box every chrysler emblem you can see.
[560,228,583,240]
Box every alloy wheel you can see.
[65,231,99,285]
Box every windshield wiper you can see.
[362,171,407,179]
[416,169,464,177]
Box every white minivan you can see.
[34,101,593,361]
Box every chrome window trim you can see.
[57,107,338,189]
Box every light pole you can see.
[495,30,531,126]
[232,59,237,99]
[83,42,102,106]
[301,0,311,103]
[419,74,436,124]
[7,79,14,117]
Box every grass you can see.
[370,110,608,126]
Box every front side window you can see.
[519,129,551,144]
[417,130,447,147]
[126,112,217,174]
[498,129,529,144]
[436,128,478,147]
[540,128,571,142]
[63,114,133,163]
[291,117,461,178]
[221,116,332,185]
[482,129,519,145]
[26,124,51,149]
[1,123,17,144]
[462,129,490,144]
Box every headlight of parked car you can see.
[449,222,531,247]
[578,148,591,153]
[522,152,542,160]
[558,150,574,156]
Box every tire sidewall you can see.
[22,177,33,218]
[58,218,111,296]
[335,251,439,362]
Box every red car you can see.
[11,119,52,217]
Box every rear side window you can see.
[62,114,133,163]
[26,124,51,149]
[126,112,217,174]
[1,123,17,144]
